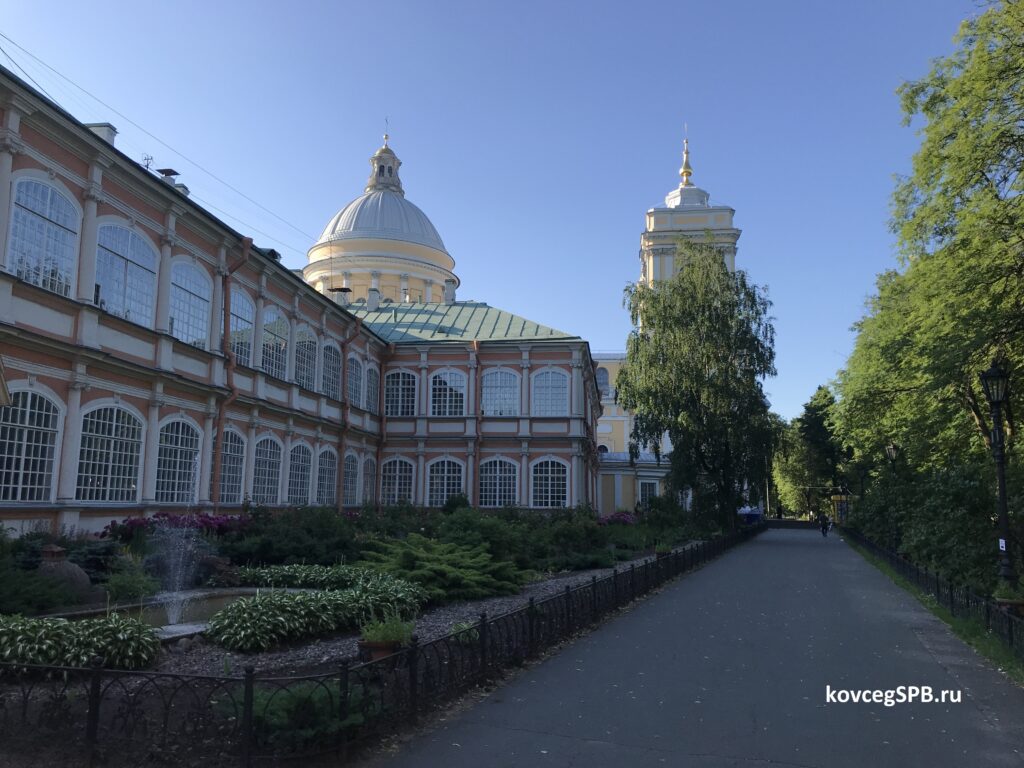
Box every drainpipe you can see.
[338,317,363,512]
[211,237,252,510]
[473,340,482,506]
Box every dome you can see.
[317,189,448,253]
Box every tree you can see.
[616,239,776,530]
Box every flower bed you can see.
[0,613,159,669]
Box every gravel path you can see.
[153,549,683,679]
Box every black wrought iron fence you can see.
[841,527,1024,660]
[0,523,765,766]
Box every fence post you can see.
[591,575,599,622]
[949,584,956,617]
[528,597,537,656]
[630,564,636,601]
[565,585,573,633]
[241,666,255,768]
[985,600,991,630]
[478,612,489,679]
[408,635,420,722]
[338,661,350,759]
[85,657,103,766]
[612,568,619,607]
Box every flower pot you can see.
[358,639,403,662]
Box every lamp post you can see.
[883,442,899,549]
[980,362,1017,585]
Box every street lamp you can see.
[885,442,899,467]
[882,442,900,551]
[980,361,1017,585]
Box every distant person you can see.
[819,514,830,538]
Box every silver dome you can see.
[317,189,447,252]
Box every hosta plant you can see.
[0,613,159,670]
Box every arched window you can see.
[428,459,463,507]
[169,262,211,348]
[481,370,519,416]
[96,224,157,326]
[252,437,282,505]
[380,458,413,505]
[342,454,359,506]
[532,370,569,416]
[0,390,60,501]
[365,368,380,414]
[295,327,317,391]
[596,367,610,398]
[317,448,338,506]
[597,444,609,454]
[156,420,201,503]
[431,371,465,416]
[218,430,245,504]
[347,358,363,406]
[321,345,341,400]
[531,459,568,508]
[76,406,143,502]
[362,458,377,504]
[9,179,79,297]
[385,371,416,416]
[479,458,517,508]
[287,444,312,505]
[261,307,289,380]
[230,288,255,367]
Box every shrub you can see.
[0,614,159,669]
[105,560,160,603]
[436,508,531,568]
[217,507,360,566]
[231,563,369,590]
[0,558,70,615]
[360,614,414,644]
[353,503,440,539]
[358,534,525,603]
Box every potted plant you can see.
[358,614,414,662]
[992,581,1024,616]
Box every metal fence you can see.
[842,527,1024,661]
[0,523,765,766]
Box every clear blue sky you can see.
[1,0,975,419]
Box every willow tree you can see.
[616,239,776,529]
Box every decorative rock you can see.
[36,544,93,602]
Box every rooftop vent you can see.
[367,287,381,311]
[156,168,179,185]
[84,123,118,146]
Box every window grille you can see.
[295,328,317,391]
[287,444,312,505]
[9,179,78,297]
[532,370,569,416]
[481,370,519,416]
[531,460,568,508]
[155,420,200,503]
[96,225,157,326]
[381,459,413,504]
[261,307,288,380]
[252,438,281,505]
[218,430,245,504]
[347,358,363,406]
[230,288,255,367]
[384,371,416,416]
[428,460,463,507]
[365,368,380,414]
[0,391,60,502]
[317,449,338,506]
[76,407,143,502]
[362,458,377,504]
[169,263,211,348]
[321,345,341,400]
[479,459,517,508]
[342,454,359,505]
[431,371,466,416]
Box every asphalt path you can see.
[363,529,1024,768]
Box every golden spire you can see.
[383,132,390,148]
[679,137,694,187]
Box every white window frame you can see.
[431,369,466,417]
[155,415,202,504]
[639,480,658,507]
[95,221,158,328]
[427,457,464,507]
[531,368,570,417]
[261,307,289,380]
[347,357,364,407]
[0,384,64,503]
[362,457,377,504]
[294,326,318,391]
[596,367,610,398]
[478,457,518,508]
[218,427,246,505]
[380,457,414,505]
[169,260,212,349]
[229,287,255,368]
[75,401,145,504]
[480,368,520,417]
[384,370,417,417]
[365,366,380,414]
[321,343,342,401]
[287,442,313,506]
[342,453,360,506]
[8,174,81,298]
[252,434,283,506]
[317,447,338,506]
[530,457,569,509]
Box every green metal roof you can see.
[348,301,580,343]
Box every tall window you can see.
[261,307,289,380]
[431,371,466,416]
[347,358,363,406]
[342,454,359,505]
[362,458,377,504]
[385,371,416,417]
[532,370,569,416]
[381,458,413,505]
[0,391,60,502]
[295,327,317,391]
[9,179,78,297]
[169,263,211,348]
[321,345,341,400]
[76,407,143,502]
[428,460,463,507]
[317,448,337,506]
[96,224,157,326]
[230,288,255,367]
[155,420,200,503]
[218,430,245,504]
[639,480,658,507]
[596,367,610,398]
[287,444,312,505]
[252,437,281,505]
[479,459,517,508]
[365,368,380,414]
[481,370,519,416]
[531,460,567,508]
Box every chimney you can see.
[443,279,456,305]
[156,168,179,186]
[174,183,190,197]
[84,123,118,146]
[367,287,381,311]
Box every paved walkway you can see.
[364,529,1024,767]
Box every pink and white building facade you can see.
[0,66,601,534]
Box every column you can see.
[416,448,426,506]
[56,381,84,502]
[370,271,380,291]
[252,294,266,370]
[571,452,584,507]
[466,441,475,505]
[419,355,430,416]
[155,232,175,334]
[280,432,292,505]
[0,109,23,272]
[286,312,298,382]
[75,167,103,303]
[198,402,215,504]
[571,355,585,418]
[243,413,258,499]
[209,248,226,352]
[424,279,434,303]
[400,273,409,301]
[141,393,163,503]
[520,449,529,507]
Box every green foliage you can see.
[355,502,440,539]
[0,613,158,669]
[617,239,776,528]
[358,534,524,603]
[231,563,369,590]
[243,680,372,752]
[359,614,414,644]
[450,620,479,646]
[217,506,361,566]
[0,558,70,615]
[436,508,531,568]
[106,560,159,603]
[8,531,120,584]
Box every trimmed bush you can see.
[0,614,159,669]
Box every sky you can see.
[0,0,977,419]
